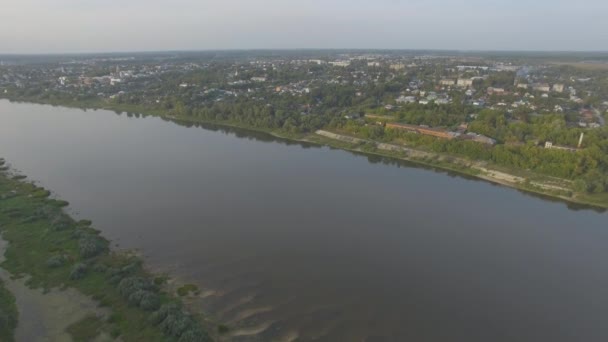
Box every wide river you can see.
[1,99,608,341]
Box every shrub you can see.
[77,219,92,227]
[150,303,203,338]
[159,313,192,337]
[51,215,72,231]
[149,303,181,325]
[137,291,161,311]
[177,284,198,297]
[46,255,66,268]
[70,263,88,280]
[93,263,108,273]
[117,276,155,298]
[0,308,17,335]
[217,324,230,334]
[78,235,105,258]
[178,328,212,342]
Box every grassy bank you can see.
[0,160,217,341]
[0,279,17,341]
[2,96,607,209]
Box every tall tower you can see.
[578,132,584,148]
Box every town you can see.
[2,50,608,199]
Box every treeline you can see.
[344,120,608,193]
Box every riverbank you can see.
[2,97,607,209]
[0,158,218,341]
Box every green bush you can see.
[128,290,160,311]
[78,235,105,258]
[178,328,212,342]
[46,255,66,268]
[70,263,88,280]
[117,276,155,298]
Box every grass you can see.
[0,279,18,342]
[66,315,104,342]
[0,171,216,341]
[177,284,199,297]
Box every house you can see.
[251,77,266,82]
[532,83,551,92]
[329,61,350,67]
[487,87,505,95]
[457,78,473,87]
[439,79,456,86]
[552,83,565,93]
[389,63,405,71]
[396,95,417,104]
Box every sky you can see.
[1,0,607,53]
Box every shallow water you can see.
[1,100,608,341]
[0,238,108,342]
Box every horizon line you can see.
[2,48,608,57]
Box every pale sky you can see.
[1,0,607,53]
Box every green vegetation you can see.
[2,52,608,206]
[66,315,105,342]
[0,279,18,342]
[177,284,199,297]
[0,168,215,341]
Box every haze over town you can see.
[2,0,607,53]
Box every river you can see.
[1,99,608,341]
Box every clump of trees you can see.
[150,304,211,342]
[69,263,87,280]
[78,234,106,258]
[46,255,66,268]
[118,276,160,311]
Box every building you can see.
[487,87,505,95]
[439,79,456,86]
[308,59,326,65]
[544,141,578,152]
[457,78,473,87]
[532,83,551,92]
[516,83,528,89]
[251,77,266,82]
[396,95,416,104]
[385,123,458,139]
[389,63,405,71]
[329,61,350,67]
[552,83,565,93]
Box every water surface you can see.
[1,100,607,341]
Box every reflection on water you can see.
[1,100,608,341]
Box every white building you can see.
[457,78,473,87]
[329,61,351,67]
[439,79,456,86]
[552,84,565,93]
[396,95,417,104]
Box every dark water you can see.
[1,100,608,342]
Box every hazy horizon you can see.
[2,0,607,54]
